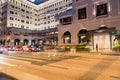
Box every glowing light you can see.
[29,0,35,2]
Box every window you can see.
[15,12,17,15]
[10,23,13,26]
[60,16,72,25]
[10,11,14,14]
[21,20,24,23]
[10,5,14,8]
[10,17,14,20]
[96,3,108,17]
[26,11,29,13]
[26,16,29,19]
[26,21,29,24]
[78,8,87,20]
[21,25,24,28]
[21,9,25,12]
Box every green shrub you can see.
[75,45,91,51]
[65,45,71,51]
[113,43,120,52]
[57,45,91,52]
[113,43,120,48]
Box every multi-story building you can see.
[0,0,72,47]
[57,0,120,52]
[37,0,72,30]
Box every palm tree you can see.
[114,34,120,53]
[114,34,120,43]
[82,34,91,44]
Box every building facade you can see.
[57,0,120,52]
[0,0,72,47]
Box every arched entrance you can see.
[63,31,71,44]
[78,29,88,44]
[31,40,36,45]
[14,39,20,46]
[24,39,29,45]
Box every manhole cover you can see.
[0,73,17,80]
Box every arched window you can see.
[78,29,88,44]
[63,31,71,44]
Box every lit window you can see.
[78,7,87,20]
[96,3,108,17]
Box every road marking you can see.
[0,57,31,64]
[6,56,43,62]
[0,61,17,67]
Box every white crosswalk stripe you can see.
[0,56,31,64]
[6,56,43,62]
[0,61,17,67]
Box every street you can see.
[0,53,120,80]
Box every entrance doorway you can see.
[24,39,29,45]
[94,33,111,52]
[63,31,71,44]
[14,39,20,46]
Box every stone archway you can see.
[31,40,36,45]
[78,29,90,44]
[63,31,71,44]
[14,39,20,46]
[24,39,29,45]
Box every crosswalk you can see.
[5,56,43,62]
[0,61,17,67]
[0,55,32,67]
[0,55,48,80]
[0,56,31,64]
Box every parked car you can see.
[7,47,14,51]
[15,47,23,51]
[33,48,41,52]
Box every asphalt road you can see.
[0,53,120,80]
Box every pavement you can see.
[0,52,120,80]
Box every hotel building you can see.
[57,0,120,52]
[0,0,72,47]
